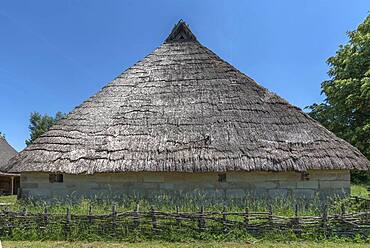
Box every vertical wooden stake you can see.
[44,207,49,224]
[40,206,48,235]
[294,204,298,218]
[322,204,328,237]
[151,206,157,233]
[88,205,93,224]
[293,203,301,237]
[198,206,205,231]
[244,207,249,229]
[65,207,71,239]
[222,206,228,234]
[266,203,273,233]
[341,203,345,216]
[112,205,117,236]
[66,207,71,223]
[322,204,328,221]
[268,204,273,223]
[134,203,140,228]
[22,207,28,216]
[176,206,180,226]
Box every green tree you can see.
[307,15,370,183]
[26,112,65,146]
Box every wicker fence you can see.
[0,202,369,240]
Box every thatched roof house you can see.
[0,137,19,195]
[7,21,370,200]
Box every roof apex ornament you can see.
[165,20,197,43]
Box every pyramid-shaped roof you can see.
[0,136,18,174]
[7,21,370,174]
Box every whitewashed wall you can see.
[20,170,350,200]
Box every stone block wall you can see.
[20,170,350,201]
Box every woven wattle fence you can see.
[0,203,369,240]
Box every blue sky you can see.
[0,0,368,151]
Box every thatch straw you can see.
[0,137,18,176]
[6,21,370,174]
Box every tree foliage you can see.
[307,15,370,183]
[26,112,65,146]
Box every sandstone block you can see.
[309,170,350,181]
[159,183,176,190]
[21,183,39,189]
[278,181,297,189]
[254,181,277,189]
[296,180,319,189]
[319,180,349,189]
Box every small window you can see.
[301,171,309,181]
[218,173,226,182]
[49,173,63,183]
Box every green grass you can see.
[0,195,17,205]
[0,184,367,216]
[0,185,368,243]
[351,184,369,199]
[2,240,370,248]
[0,195,323,216]
[0,194,348,217]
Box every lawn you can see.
[0,195,17,205]
[0,184,368,216]
[2,241,370,248]
[0,184,368,246]
[0,183,367,216]
[351,184,369,199]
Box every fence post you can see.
[322,204,328,237]
[268,204,273,225]
[43,207,48,234]
[88,205,93,224]
[133,203,140,228]
[222,206,228,234]
[265,203,273,234]
[112,205,117,237]
[6,207,13,238]
[151,206,157,233]
[44,207,48,224]
[244,207,249,229]
[176,206,181,226]
[198,206,205,232]
[295,204,298,218]
[341,203,346,216]
[293,203,301,237]
[22,207,28,216]
[64,207,71,239]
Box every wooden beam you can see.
[10,176,14,195]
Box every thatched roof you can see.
[7,20,370,174]
[0,137,18,176]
